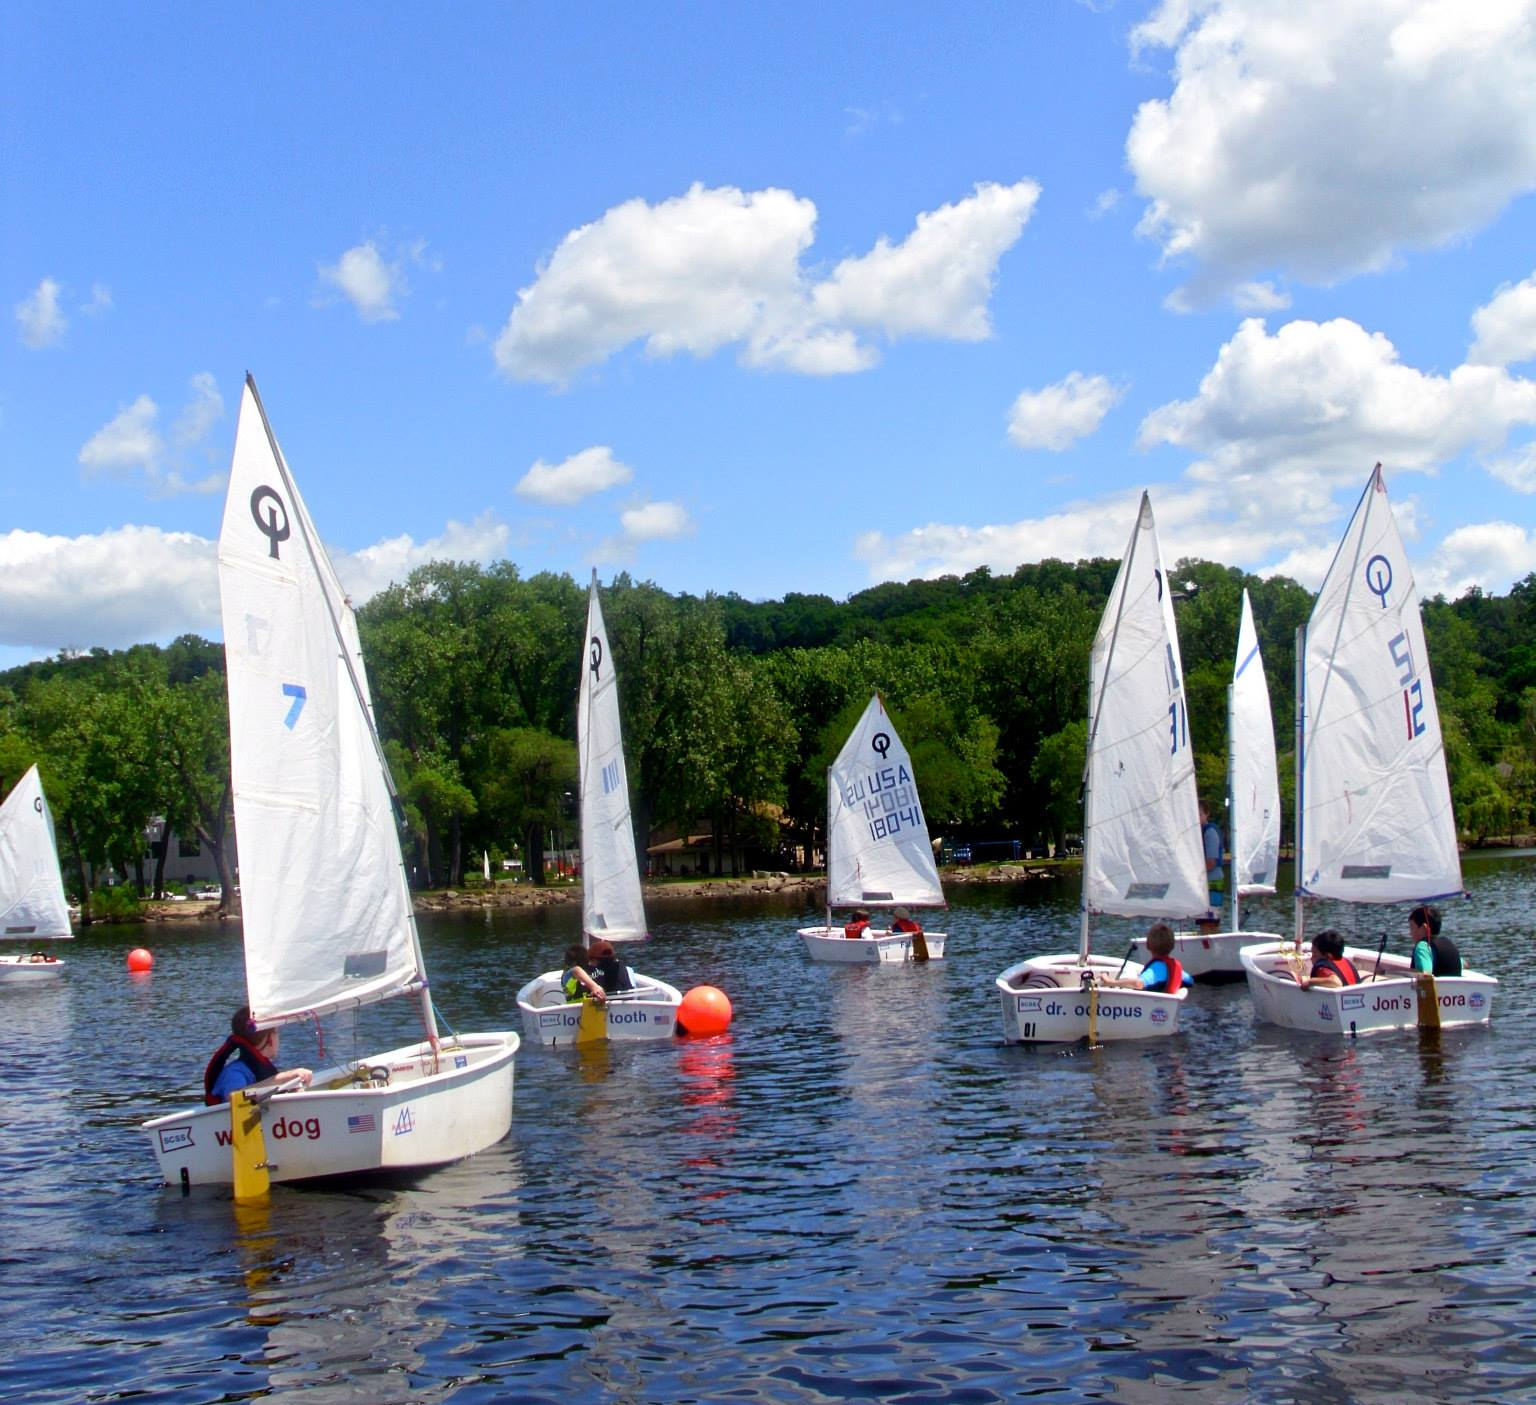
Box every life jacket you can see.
[1310,955,1360,986]
[844,920,869,939]
[892,917,922,934]
[562,967,587,1002]
[203,1034,277,1105]
[1148,957,1184,993]
[1428,935,1462,977]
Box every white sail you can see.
[220,379,424,1025]
[1298,465,1461,904]
[825,694,944,909]
[1230,589,1280,895]
[578,574,647,942]
[0,765,73,940]
[1082,494,1209,922]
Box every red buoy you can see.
[126,947,154,972]
[676,984,732,1037]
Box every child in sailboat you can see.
[843,909,871,939]
[1407,905,1462,977]
[1299,930,1361,989]
[891,906,923,936]
[1101,924,1193,992]
[562,944,607,1003]
[203,1006,313,1104]
[589,939,634,994]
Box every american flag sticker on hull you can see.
[347,1114,376,1134]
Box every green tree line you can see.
[4,559,1534,919]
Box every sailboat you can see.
[143,376,519,1187]
[0,765,73,984]
[1241,465,1497,1032]
[996,494,1205,1042]
[798,693,947,963]
[1138,588,1283,980]
[515,573,681,1044]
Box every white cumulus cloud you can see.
[493,180,1039,384]
[318,241,404,322]
[16,277,66,348]
[1423,521,1536,598]
[332,512,511,603]
[1128,0,1536,302]
[1008,372,1124,451]
[514,446,634,505]
[859,306,1536,593]
[0,526,220,651]
[1469,270,1536,367]
[78,377,229,496]
[619,501,693,542]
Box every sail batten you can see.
[579,575,647,942]
[0,766,73,941]
[1298,466,1461,904]
[1082,494,1209,922]
[220,382,423,1026]
[826,695,945,910]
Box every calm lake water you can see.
[3,854,1534,1404]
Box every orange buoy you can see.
[126,947,154,972]
[676,984,732,1037]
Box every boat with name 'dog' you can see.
[798,693,947,964]
[515,572,682,1045]
[0,765,73,984]
[142,376,519,1191]
[1240,465,1497,1034]
[996,493,1206,1042]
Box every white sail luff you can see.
[578,574,647,942]
[1298,466,1462,904]
[825,695,944,909]
[221,380,424,1026]
[1081,493,1209,923]
[0,765,73,941]
[1230,589,1280,899]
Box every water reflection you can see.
[3,860,1534,1403]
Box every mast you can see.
[1292,622,1306,950]
[1227,679,1240,933]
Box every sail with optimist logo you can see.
[996,493,1205,1040]
[1297,465,1461,908]
[0,765,72,943]
[219,380,428,1026]
[1239,465,1494,1034]
[142,376,517,1189]
[579,572,647,943]
[799,694,947,962]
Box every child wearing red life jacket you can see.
[1102,923,1191,993]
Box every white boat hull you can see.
[1130,928,1283,982]
[515,970,682,1046]
[142,1031,518,1187]
[0,953,67,983]
[798,925,947,964]
[996,952,1187,1043]
[1239,942,1497,1035]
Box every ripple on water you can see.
[1,862,1535,1402]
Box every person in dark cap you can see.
[588,939,634,994]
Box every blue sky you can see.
[4,1,1536,668]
